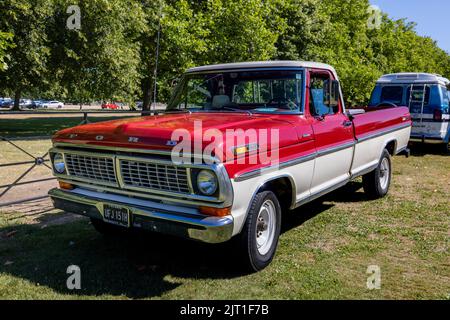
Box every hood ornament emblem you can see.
[69,134,78,139]
[128,137,139,143]
[95,135,104,141]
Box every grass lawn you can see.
[0,144,448,300]
[0,115,136,138]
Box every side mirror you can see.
[323,79,340,107]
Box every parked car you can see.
[101,102,122,110]
[19,99,33,108]
[31,100,44,109]
[48,61,412,271]
[369,73,450,145]
[0,98,13,108]
[41,100,64,109]
[135,101,143,110]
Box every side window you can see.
[309,73,338,117]
[443,86,450,113]
[406,85,431,106]
[381,86,404,104]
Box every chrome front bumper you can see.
[49,188,234,244]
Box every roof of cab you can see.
[376,73,450,86]
[186,61,338,79]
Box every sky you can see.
[370,0,450,53]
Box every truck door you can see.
[308,70,354,195]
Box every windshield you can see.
[167,70,304,113]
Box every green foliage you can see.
[0,0,449,107]
[0,32,14,71]
[0,0,53,106]
[46,0,146,103]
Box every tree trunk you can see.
[11,89,21,111]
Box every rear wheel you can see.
[362,149,392,199]
[237,191,281,272]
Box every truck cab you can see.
[369,73,450,145]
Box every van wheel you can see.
[363,149,392,199]
[237,191,281,272]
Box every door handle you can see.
[343,120,353,127]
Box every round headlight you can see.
[196,170,218,196]
[53,153,66,174]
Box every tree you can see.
[1,0,449,110]
[0,32,14,71]
[46,0,146,106]
[0,0,53,110]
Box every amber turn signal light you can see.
[199,206,231,217]
[59,181,74,190]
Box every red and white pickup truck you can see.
[49,61,411,271]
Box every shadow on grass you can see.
[0,182,370,299]
[409,142,449,157]
[0,214,239,298]
[282,181,368,234]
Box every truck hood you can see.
[52,112,300,160]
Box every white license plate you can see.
[103,204,130,228]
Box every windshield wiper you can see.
[150,109,193,115]
[218,106,253,115]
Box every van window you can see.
[380,86,403,104]
[406,85,430,106]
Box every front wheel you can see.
[237,191,281,272]
[362,149,392,199]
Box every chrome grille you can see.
[65,154,117,184]
[120,159,190,193]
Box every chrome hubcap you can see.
[379,158,390,190]
[256,200,276,255]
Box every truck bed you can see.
[351,106,411,142]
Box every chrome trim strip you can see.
[357,123,411,143]
[70,187,201,215]
[234,124,410,182]
[295,178,349,208]
[57,178,229,208]
[233,153,316,182]
[350,163,378,180]
[316,141,355,157]
[186,168,195,194]
[53,142,220,163]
